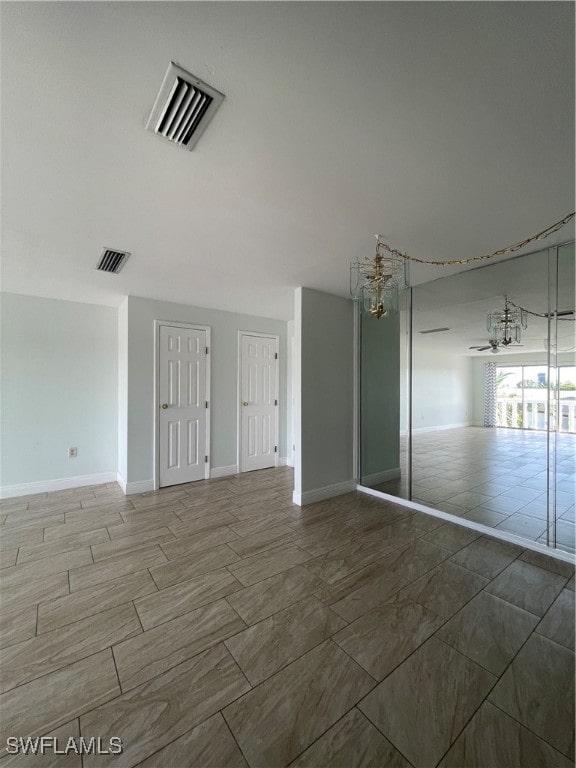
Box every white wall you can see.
[1,293,118,493]
[294,288,355,504]
[122,296,288,489]
[403,343,474,432]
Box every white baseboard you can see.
[361,467,400,486]
[400,421,473,437]
[118,474,154,496]
[123,466,244,494]
[413,421,472,434]
[210,465,239,479]
[0,472,117,499]
[124,480,155,495]
[116,473,127,494]
[279,457,289,467]
[293,479,357,507]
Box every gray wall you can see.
[286,320,295,466]
[295,288,354,499]
[123,296,288,485]
[1,293,118,488]
[117,299,128,482]
[360,311,400,479]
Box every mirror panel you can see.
[359,307,400,487]
[548,242,575,552]
[359,241,575,553]
[360,288,410,496]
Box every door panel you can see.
[240,334,278,472]
[160,326,208,487]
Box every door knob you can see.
[161,403,169,409]
[243,402,249,406]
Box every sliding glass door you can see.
[495,364,576,432]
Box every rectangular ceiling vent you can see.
[96,248,131,274]
[146,62,225,151]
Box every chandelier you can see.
[350,212,574,321]
[350,239,406,318]
[486,297,528,348]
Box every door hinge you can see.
[274,446,278,453]
[205,401,209,409]
[274,399,278,406]
[205,346,209,354]
[274,352,278,359]
[205,455,208,463]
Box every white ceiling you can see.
[410,243,575,356]
[1,2,574,320]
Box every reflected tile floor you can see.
[374,426,576,554]
[0,467,575,768]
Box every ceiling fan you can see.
[469,339,524,353]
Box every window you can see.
[496,364,576,433]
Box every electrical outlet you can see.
[68,447,78,458]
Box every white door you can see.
[159,325,208,487]
[240,334,279,472]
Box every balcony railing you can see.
[496,397,576,433]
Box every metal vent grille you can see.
[419,327,450,334]
[146,63,225,151]
[157,78,213,145]
[96,249,130,274]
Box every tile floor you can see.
[373,426,576,553]
[0,467,574,767]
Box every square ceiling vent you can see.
[96,248,130,274]
[146,62,225,151]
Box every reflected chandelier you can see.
[350,238,406,318]
[486,297,528,349]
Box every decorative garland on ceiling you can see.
[376,211,575,266]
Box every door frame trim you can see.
[154,320,212,490]
[237,331,280,474]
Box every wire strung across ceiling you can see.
[376,211,575,266]
[506,299,575,322]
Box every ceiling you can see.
[1,2,574,320]
[410,242,575,356]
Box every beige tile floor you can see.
[0,467,574,767]
[374,427,576,553]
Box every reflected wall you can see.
[359,309,400,486]
[359,242,575,553]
